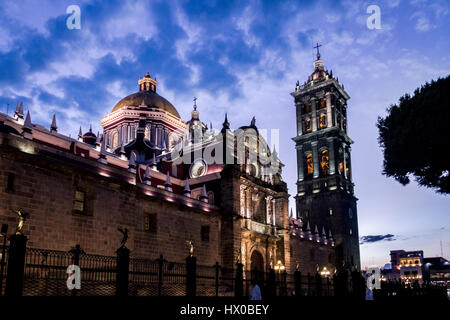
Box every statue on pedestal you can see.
[12,209,29,235]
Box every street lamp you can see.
[274,260,285,273]
[320,266,331,277]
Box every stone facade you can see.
[0,71,338,277]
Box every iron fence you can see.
[0,245,8,296]
[22,247,116,296]
[3,244,445,298]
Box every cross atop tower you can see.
[314,42,322,60]
[193,97,197,110]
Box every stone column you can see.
[151,124,156,145]
[311,97,317,132]
[119,126,123,146]
[311,141,319,179]
[327,137,336,175]
[271,199,276,226]
[296,101,303,136]
[245,189,251,218]
[343,143,348,179]
[240,185,246,217]
[296,145,304,182]
[347,147,352,181]
[266,196,271,224]
[326,92,332,128]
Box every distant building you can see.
[389,250,424,284]
[423,257,450,286]
[381,250,450,286]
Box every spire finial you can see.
[165,171,173,191]
[144,165,151,185]
[50,114,57,132]
[193,96,197,110]
[200,184,208,203]
[222,113,230,130]
[314,42,322,60]
[183,179,191,197]
[24,111,32,128]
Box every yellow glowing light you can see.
[320,267,331,277]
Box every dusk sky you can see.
[0,0,449,268]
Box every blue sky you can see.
[0,0,449,268]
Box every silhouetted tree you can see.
[377,75,450,194]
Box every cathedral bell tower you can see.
[291,44,360,272]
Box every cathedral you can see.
[0,52,359,281]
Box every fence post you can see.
[69,244,84,297]
[186,255,196,297]
[267,269,276,297]
[157,254,164,296]
[307,273,312,296]
[5,233,28,296]
[0,224,8,296]
[326,277,331,296]
[235,262,243,298]
[116,245,130,296]
[332,273,338,297]
[294,270,302,297]
[214,262,220,297]
[282,271,287,296]
[315,272,322,297]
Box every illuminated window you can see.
[112,132,118,148]
[329,208,333,216]
[305,117,312,133]
[320,150,329,175]
[349,228,353,235]
[73,190,86,213]
[319,113,327,128]
[305,102,311,114]
[339,162,344,175]
[305,153,313,176]
[144,213,157,233]
[320,98,326,109]
[145,126,150,140]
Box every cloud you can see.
[360,234,396,244]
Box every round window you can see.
[190,159,207,178]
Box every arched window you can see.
[145,126,150,140]
[305,102,311,114]
[112,132,118,148]
[305,153,313,177]
[319,98,326,109]
[304,117,312,133]
[320,150,330,175]
[319,113,327,128]
[338,147,344,175]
